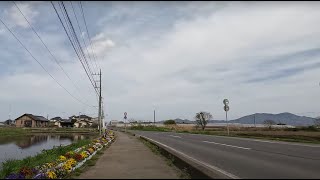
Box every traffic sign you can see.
[124,112,127,116]
[223,99,229,105]
[224,105,229,112]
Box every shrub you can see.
[163,120,176,125]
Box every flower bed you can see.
[5,131,115,179]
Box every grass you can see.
[128,125,320,144]
[0,127,99,137]
[139,137,191,179]
[130,125,171,132]
[0,139,93,178]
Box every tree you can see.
[314,117,320,127]
[90,122,99,128]
[263,120,276,129]
[195,111,212,130]
[128,118,137,124]
[163,119,176,125]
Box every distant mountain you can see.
[164,112,316,126]
[210,112,316,126]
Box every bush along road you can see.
[1,130,115,179]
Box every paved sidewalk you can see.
[78,131,179,179]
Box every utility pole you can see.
[154,110,156,126]
[254,114,256,127]
[93,69,102,135]
[98,69,102,135]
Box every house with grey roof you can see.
[15,113,49,128]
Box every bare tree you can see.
[263,120,276,130]
[195,111,213,130]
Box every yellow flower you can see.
[81,151,88,158]
[47,171,57,179]
[63,163,72,171]
[69,158,77,166]
[59,155,66,161]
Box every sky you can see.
[0,1,320,123]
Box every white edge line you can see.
[202,141,251,150]
[141,136,239,179]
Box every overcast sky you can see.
[0,1,320,123]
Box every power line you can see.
[51,1,99,98]
[59,1,98,96]
[60,1,100,97]
[70,1,98,74]
[0,16,96,108]
[79,1,101,71]
[12,1,94,106]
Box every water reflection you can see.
[0,133,95,168]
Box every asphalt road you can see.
[130,130,320,179]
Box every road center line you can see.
[203,141,251,150]
[169,135,182,138]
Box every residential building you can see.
[70,114,93,128]
[69,115,92,121]
[15,113,49,128]
[4,119,15,126]
[60,119,74,127]
[109,120,119,126]
[50,117,74,128]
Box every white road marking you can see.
[187,133,320,148]
[247,139,320,148]
[141,136,239,179]
[169,135,182,138]
[203,141,251,150]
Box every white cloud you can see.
[1,2,320,122]
[5,2,39,28]
[96,2,320,120]
[0,28,5,35]
[90,33,115,58]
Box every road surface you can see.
[131,130,320,179]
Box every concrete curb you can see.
[136,134,239,179]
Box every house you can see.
[60,119,74,128]
[4,119,15,126]
[70,114,94,128]
[50,117,62,121]
[50,117,63,127]
[109,120,119,126]
[73,119,91,128]
[15,113,49,128]
[50,117,74,128]
[69,115,92,121]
